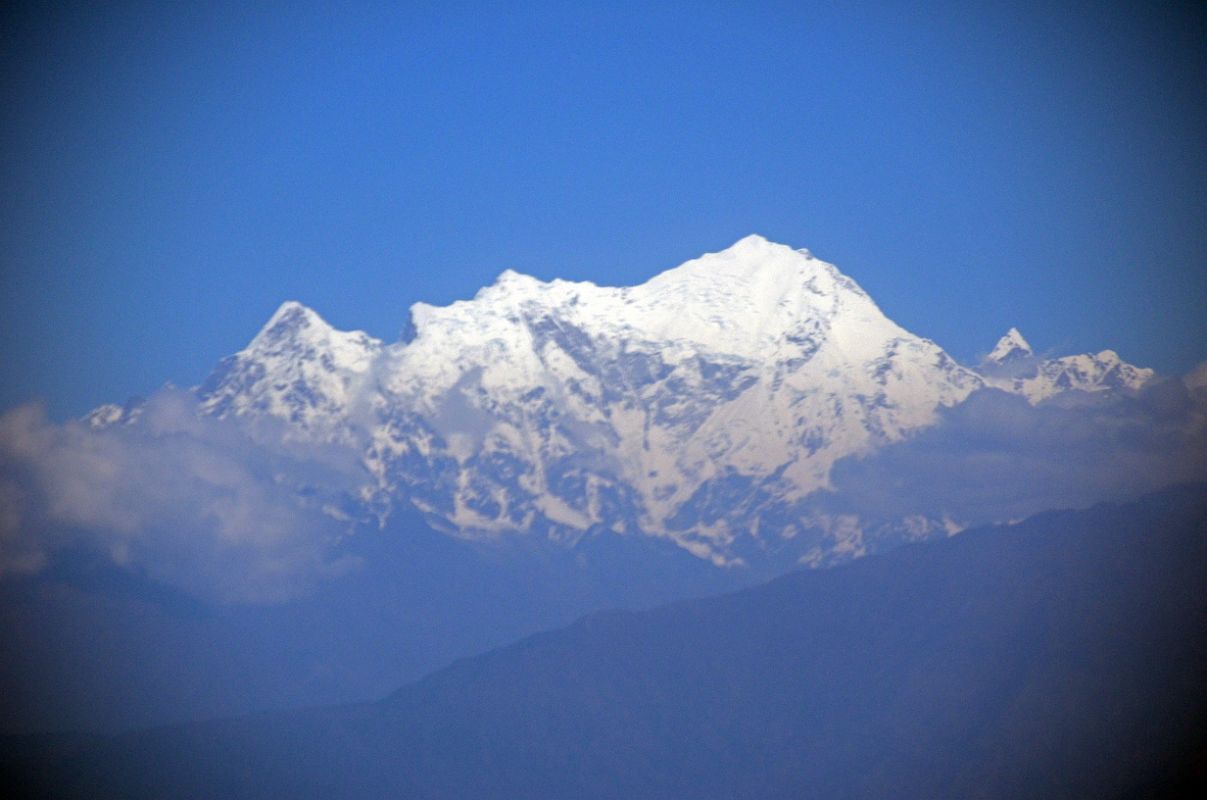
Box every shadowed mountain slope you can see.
[7,485,1206,799]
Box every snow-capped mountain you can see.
[986,327,1033,364]
[92,236,1158,566]
[979,327,1153,402]
[197,301,383,443]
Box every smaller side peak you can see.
[250,300,332,348]
[988,327,1033,363]
[1002,327,1031,350]
[267,300,321,325]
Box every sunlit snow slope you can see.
[95,236,1156,565]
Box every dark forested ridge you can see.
[6,485,1206,799]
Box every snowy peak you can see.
[987,327,1033,363]
[712,232,793,260]
[402,235,887,367]
[1046,350,1154,396]
[197,301,381,434]
[616,236,888,360]
[289,236,986,555]
[477,268,544,299]
[241,300,380,364]
[88,236,1165,568]
[730,232,775,249]
[251,301,327,347]
[717,233,815,260]
[268,299,319,325]
[980,341,1153,403]
[647,234,832,291]
[979,325,1154,402]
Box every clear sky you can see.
[2,0,1204,419]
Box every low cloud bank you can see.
[822,380,1207,527]
[0,390,363,603]
[3,375,1206,603]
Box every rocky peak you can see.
[986,327,1033,364]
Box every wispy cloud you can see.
[4,372,1206,603]
[821,379,1207,526]
[0,390,363,603]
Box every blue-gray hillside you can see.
[8,485,1205,799]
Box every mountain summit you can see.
[987,327,1033,363]
[99,237,1156,567]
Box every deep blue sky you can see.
[3,1,1205,418]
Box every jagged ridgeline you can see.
[90,236,1157,567]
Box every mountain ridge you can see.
[89,236,1160,567]
[9,484,1204,799]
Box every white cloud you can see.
[0,390,363,603]
[820,381,1207,527]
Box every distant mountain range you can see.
[88,235,1163,567]
[4,235,1203,736]
[8,485,1204,799]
